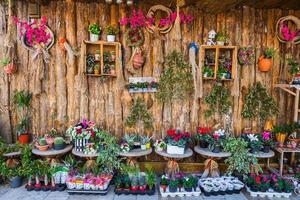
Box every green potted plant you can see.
[21,145,35,191]
[183,176,193,192]
[168,179,178,193]
[217,67,228,79]
[160,175,168,192]
[130,174,139,191]
[215,32,228,45]
[12,90,32,144]
[88,23,101,42]
[145,170,156,191]
[53,137,66,150]
[94,64,100,75]
[258,48,276,72]
[36,137,49,151]
[105,25,119,42]
[203,66,214,78]
[139,174,146,191]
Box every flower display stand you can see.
[155,148,193,177]
[159,187,201,198]
[246,186,292,198]
[118,148,152,166]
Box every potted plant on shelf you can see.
[94,50,101,61]
[140,136,152,150]
[195,127,212,148]
[209,129,225,153]
[105,25,119,42]
[217,67,228,79]
[258,48,276,72]
[215,32,228,45]
[154,139,167,152]
[94,64,100,75]
[203,66,214,78]
[272,124,287,147]
[165,129,191,155]
[53,137,66,150]
[88,23,101,42]
[36,137,49,151]
[12,90,32,144]
[261,131,273,153]
[168,179,178,193]
[160,175,168,192]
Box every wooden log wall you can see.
[0,0,300,144]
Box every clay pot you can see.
[4,63,17,75]
[36,145,49,151]
[18,134,30,144]
[258,56,272,72]
[132,49,144,69]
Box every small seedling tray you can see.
[159,187,201,198]
[114,188,155,195]
[66,186,110,195]
[246,186,292,198]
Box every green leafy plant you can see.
[242,82,278,127]
[38,138,47,146]
[287,58,300,75]
[54,137,64,145]
[263,48,276,59]
[88,23,101,35]
[12,90,32,110]
[145,170,156,190]
[203,66,214,77]
[215,31,228,42]
[0,58,10,67]
[224,137,261,175]
[156,51,194,103]
[183,177,193,189]
[125,97,153,131]
[105,25,119,35]
[204,83,231,118]
[169,179,178,188]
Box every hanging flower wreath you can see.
[238,47,255,65]
[276,15,300,44]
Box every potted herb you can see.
[154,139,167,152]
[160,175,168,192]
[88,23,101,42]
[12,90,32,144]
[183,176,193,192]
[217,67,228,79]
[53,137,66,150]
[105,25,119,42]
[94,64,100,75]
[94,50,101,61]
[215,32,228,45]
[258,48,276,72]
[261,131,273,153]
[168,179,178,193]
[145,170,156,191]
[203,66,214,78]
[36,137,49,151]
[195,127,212,148]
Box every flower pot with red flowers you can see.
[165,129,191,155]
[208,129,226,153]
[160,175,168,192]
[195,127,212,148]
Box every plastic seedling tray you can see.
[159,187,201,198]
[246,186,292,198]
[114,187,155,195]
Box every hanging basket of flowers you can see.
[276,15,300,44]
[238,47,255,65]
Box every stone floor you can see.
[0,185,299,200]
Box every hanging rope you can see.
[201,159,220,178]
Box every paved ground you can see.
[0,185,299,200]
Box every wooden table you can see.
[269,147,300,176]
[155,148,193,177]
[194,146,231,177]
[119,148,152,166]
[32,145,73,158]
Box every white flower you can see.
[247,134,258,142]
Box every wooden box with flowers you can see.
[200,45,237,81]
[165,129,191,155]
[83,40,120,77]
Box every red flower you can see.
[167,129,176,137]
[255,176,261,184]
[197,127,211,135]
[213,133,220,140]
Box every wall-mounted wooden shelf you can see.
[83,40,121,78]
[199,45,237,81]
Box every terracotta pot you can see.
[132,50,144,69]
[36,145,49,151]
[18,134,30,144]
[258,56,272,72]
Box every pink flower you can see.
[262,131,270,140]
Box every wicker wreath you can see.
[21,24,55,52]
[146,5,173,34]
[276,15,300,45]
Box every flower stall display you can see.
[13,16,54,63]
[246,173,293,198]
[114,166,156,195]
[159,173,201,197]
[66,119,98,154]
[154,139,167,152]
[208,129,226,153]
[199,176,244,196]
[195,127,212,148]
[165,129,191,155]
[238,47,255,65]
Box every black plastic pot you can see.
[169,186,177,193]
[263,145,270,153]
[212,146,221,153]
[199,140,209,148]
[10,176,23,188]
[185,187,192,192]
[250,147,259,154]
[53,143,66,150]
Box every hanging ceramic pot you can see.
[132,48,145,69]
[258,56,272,72]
